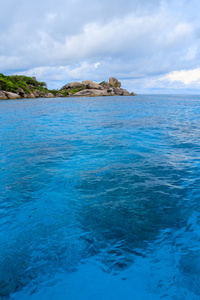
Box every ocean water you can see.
[0,95,200,299]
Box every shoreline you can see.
[0,75,136,100]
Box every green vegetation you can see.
[58,91,68,96]
[35,86,48,93]
[0,74,48,95]
[48,89,58,96]
[53,84,87,96]
[48,90,69,96]
[60,85,87,95]
[69,85,86,94]
[0,75,133,99]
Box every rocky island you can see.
[0,74,136,100]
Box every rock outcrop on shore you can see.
[0,74,136,100]
[60,77,136,97]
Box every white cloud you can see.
[16,61,104,88]
[46,13,57,23]
[94,62,100,68]
[166,23,194,47]
[160,68,200,85]
[183,45,197,61]
[1,0,200,93]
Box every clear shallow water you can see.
[0,95,200,299]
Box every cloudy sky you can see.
[1,0,200,93]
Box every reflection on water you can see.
[0,95,200,299]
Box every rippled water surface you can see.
[1,95,200,299]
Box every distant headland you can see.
[0,74,136,100]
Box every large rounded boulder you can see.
[109,77,121,88]
[0,91,7,100]
[61,82,83,90]
[4,92,21,99]
[86,82,103,90]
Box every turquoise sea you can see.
[0,95,200,299]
